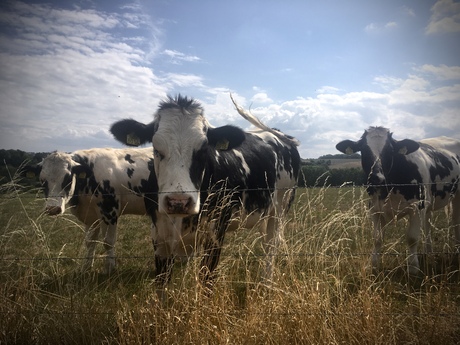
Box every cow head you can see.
[22,152,92,215]
[336,127,420,186]
[110,95,246,216]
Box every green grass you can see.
[1,180,459,344]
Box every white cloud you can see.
[402,6,416,17]
[0,1,168,151]
[417,64,460,80]
[316,86,340,94]
[199,65,460,158]
[250,92,273,104]
[161,49,201,64]
[364,21,398,34]
[162,73,205,88]
[426,0,460,34]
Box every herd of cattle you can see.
[23,94,460,286]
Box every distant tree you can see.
[299,165,365,187]
[299,165,330,187]
[0,149,50,188]
[329,168,366,186]
[319,153,361,160]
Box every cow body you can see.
[110,95,301,285]
[336,127,460,275]
[24,147,154,273]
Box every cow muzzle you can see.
[45,206,62,216]
[369,172,385,185]
[164,194,195,215]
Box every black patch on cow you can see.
[97,180,119,225]
[190,144,208,189]
[124,154,135,164]
[61,172,73,195]
[42,180,49,198]
[182,215,199,233]
[201,133,290,214]
[127,168,134,178]
[144,169,159,223]
[72,154,94,170]
[207,125,246,151]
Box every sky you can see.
[0,0,459,158]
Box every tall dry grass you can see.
[1,176,459,344]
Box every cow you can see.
[336,127,460,275]
[109,94,301,287]
[22,147,155,274]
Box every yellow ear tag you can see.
[26,171,35,179]
[398,146,408,155]
[345,147,354,155]
[215,139,230,151]
[78,172,87,179]
[127,133,141,146]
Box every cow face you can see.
[25,152,91,215]
[110,95,246,216]
[336,127,420,186]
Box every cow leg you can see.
[155,254,174,286]
[406,214,422,275]
[371,213,387,272]
[423,211,433,253]
[261,215,279,281]
[82,222,100,272]
[102,222,117,275]
[262,190,291,281]
[152,229,175,286]
[199,237,223,289]
[151,217,178,287]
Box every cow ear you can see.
[71,164,93,180]
[110,119,155,147]
[395,139,419,155]
[207,125,246,151]
[21,164,42,179]
[336,140,361,155]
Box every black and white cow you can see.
[110,94,301,285]
[336,127,460,275]
[23,147,155,274]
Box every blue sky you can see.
[0,0,459,158]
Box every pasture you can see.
[1,179,459,344]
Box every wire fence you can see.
[1,176,460,196]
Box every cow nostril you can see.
[165,195,192,214]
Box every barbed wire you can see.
[0,180,458,199]
[1,251,459,262]
[0,308,459,319]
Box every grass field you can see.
[1,179,459,344]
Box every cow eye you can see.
[154,149,164,160]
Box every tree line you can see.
[0,149,366,188]
[298,164,365,187]
[0,149,48,187]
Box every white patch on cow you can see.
[39,152,77,214]
[252,130,280,145]
[152,106,206,215]
[233,150,251,177]
[366,127,389,159]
